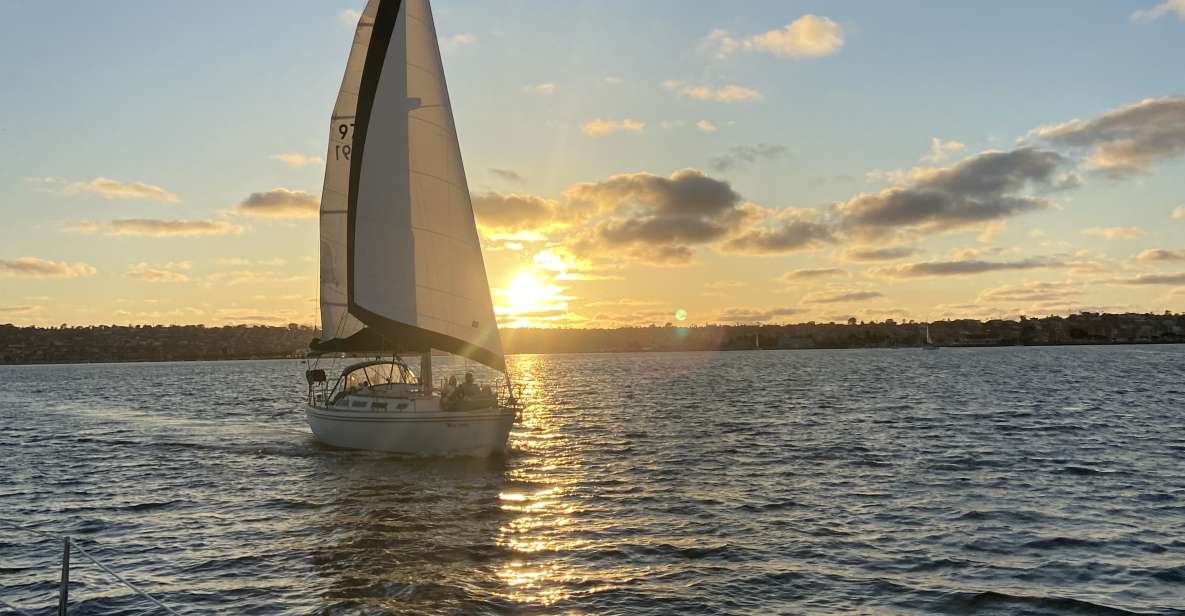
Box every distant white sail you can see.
[317,0,504,371]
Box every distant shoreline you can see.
[3,314,1181,366]
[2,340,1182,368]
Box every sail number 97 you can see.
[335,122,355,161]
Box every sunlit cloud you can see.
[0,305,42,315]
[874,256,1068,278]
[1137,248,1185,262]
[0,257,97,278]
[1082,226,1146,240]
[126,262,190,283]
[720,206,834,256]
[923,138,967,163]
[802,289,883,304]
[441,32,477,49]
[839,245,918,262]
[205,270,307,286]
[271,153,323,168]
[581,118,645,136]
[1173,205,1185,220]
[662,80,762,103]
[836,147,1068,239]
[1131,0,1185,22]
[715,306,806,323]
[473,192,569,234]
[977,280,1082,303]
[696,120,719,134]
[777,268,848,283]
[1112,272,1185,285]
[69,219,247,237]
[1031,96,1185,177]
[703,15,845,59]
[522,82,556,95]
[33,176,180,203]
[234,188,319,219]
[338,9,362,27]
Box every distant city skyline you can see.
[2,0,1184,328]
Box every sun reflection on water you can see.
[494,354,585,607]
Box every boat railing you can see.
[0,521,182,615]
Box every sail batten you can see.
[315,0,504,371]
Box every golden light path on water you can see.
[494,353,580,606]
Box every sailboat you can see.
[922,324,940,351]
[303,0,518,455]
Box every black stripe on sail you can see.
[347,0,401,314]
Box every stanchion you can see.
[58,537,70,616]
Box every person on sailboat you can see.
[441,375,458,399]
[458,372,481,399]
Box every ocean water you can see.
[1,347,1184,615]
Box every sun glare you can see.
[495,270,570,328]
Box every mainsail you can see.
[316,0,504,371]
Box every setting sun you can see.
[495,270,571,328]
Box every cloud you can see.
[661,80,763,103]
[271,153,323,168]
[1031,96,1185,177]
[1137,248,1185,262]
[835,147,1067,238]
[696,120,719,134]
[716,306,806,323]
[704,15,844,59]
[709,144,790,172]
[441,33,477,49]
[565,169,755,264]
[1131,0,1185,21]
[777,268,847,282]
[472,192,567,233]
[924,138,966,163]
[69,219,247,237]
[703,281,747,296]
[977,220,1008,244]
[235,188,319,218]
[1173,205,1185,220]
[339,9,362,27]
[582,118,645,136]
[1113,272,1185,285]
[126,262,190,283]
[0,257,97,278]
[720,208,835,256]
[0,305,41,315]
[40,176,180,203]
[802,289,883,304]
[839,245,918,262]
[1082,226,1146,240]
[874,256,1066,278]
[523,82,556,95]
[977,281,1081,303]
[205,270,307,287]
[490,168,526,184]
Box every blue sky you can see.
[2,0,1184,327]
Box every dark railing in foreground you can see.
[0,521,181,615]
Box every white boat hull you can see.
[305,405,516,456]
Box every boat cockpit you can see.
[306,358,513,413]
